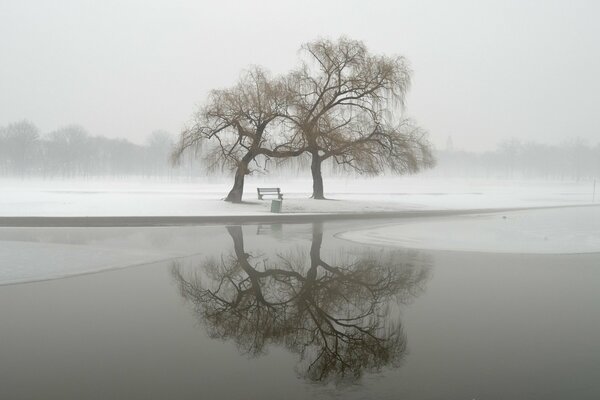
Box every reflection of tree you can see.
[172,223,430,383]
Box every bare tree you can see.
[145,130,174,177]
[284,37,434,198]
[44,125,90,177]
[172,67,304,203]
[0,120,40,176]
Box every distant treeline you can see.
[0,119,393,180]
[0,120,200,179]
[435,138,600,181]
[1,120,598,180]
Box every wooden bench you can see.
[257,187,283,200]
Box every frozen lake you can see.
[1,214,599,399]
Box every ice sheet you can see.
[0,241,170,285]
[338,206,600,254]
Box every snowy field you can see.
[0,176,597,216]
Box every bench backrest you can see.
[257,188,280,193]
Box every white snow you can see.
[338,206,600,254]
[0,176,597,216]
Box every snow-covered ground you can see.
[338,206,600,254]
[0,176,597,216]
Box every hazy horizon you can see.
[2,0,599,151]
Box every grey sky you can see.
[1,0,599,151]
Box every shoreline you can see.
[1,203,598,227]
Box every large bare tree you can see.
[172,67,303,203]
[173,38,434,202]
[284,37,434,199]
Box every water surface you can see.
[1,220,599,399]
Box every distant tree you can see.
[498,138,522,178]
[0,126,7,173]
[172,67,304,203]
[45,125,90,176]
[145,130,174,177]
[0,120,40,175]
[284,37,434,199]
[562,137,593,182]
[107,138,144,176]
[0,120,195,178]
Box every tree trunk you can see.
[225,155,252,203]
[310,152,325,199]
[225,168,245,203]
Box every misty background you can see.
[1,119,598,181]
[1,0,599,179]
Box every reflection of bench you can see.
[256,223,283,236]
[257,187,283,200]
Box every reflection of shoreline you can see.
[172,223,431,384]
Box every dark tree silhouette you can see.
[172,223,430,383]
[171,37,434,201]
[171,67,304,203]
[284,37,434,198]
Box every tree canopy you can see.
[172,37,435,202]
[172,67,303,202]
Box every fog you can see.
[1,120,599,181]
[2,4,600,398]
[2,0,599,152]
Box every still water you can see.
[1,221,599,399]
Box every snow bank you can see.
[338,206,600,254]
